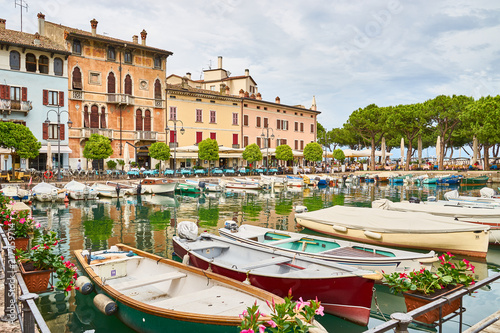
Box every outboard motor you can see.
[409,197,420,204]
[136,183,142,196]
[198,182,206,189]
[177,221,199,241]
[224,220,238,231]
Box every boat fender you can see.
[295,205,308,213]
[75,276,94,295]
[182,254,190,265]
[198,182,206,188]
[364,230,382,240]
[332,225,347,233]
[93,294,117,316]
[409,197,420,204]
[427,196,437,202]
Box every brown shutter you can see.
[59,124,65,140]
[0,85,4,99]
[107,73,115,93]
[72,68,82,89]
[135,109,142,131]
[43,89,48,105]
[21,87,27,102]
[42,123,48,140]
[90,105,99,128]
[4,85,10,100]
[100,107,106,128]
[277,119,281,130]
[144,110,151,131]
[58,91,64,107]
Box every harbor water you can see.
[30,182,500,332]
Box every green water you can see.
[31,183,500,333]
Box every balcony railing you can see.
[169,142,178,148]
[0,99,32,114]
[107,93,134,105]
[82,128,113,139]
[232,144,240,149]
[136,131,157,141]
[71,90,84,100]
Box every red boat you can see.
[173,229,380,326]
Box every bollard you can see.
[390,313,413,333]
[1,245,17,322]
[19,293,39,333]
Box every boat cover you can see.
[480,187,496,198]
[372,199,500,219]
[64,180,87,191]
[295,205,489,233]
[32,182,59,194]
[444,190,459,200]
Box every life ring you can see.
[44,170,53,179]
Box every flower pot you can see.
[13,237,30,251]
[19,262,53,293]
[403,284,463,324]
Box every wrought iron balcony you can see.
[107,93,134,105]
[82,128,113,139]
[71,90,84,100]
[135,131,157,141]
[0,99,32,114]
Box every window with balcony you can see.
[54,58,63,76]
[73,39,81,54]
[9,51,20,70]
[196,109,202,122]
[107,46,116,61]
[210,110,216,123]
[72,67,82,90]
[39,55,49,74]
[124,50,133,64]
[26,53,36,72]
[124,74,132,95]
[196,132,202,144]
[232,113,238,125]
[136,109,143,131]
[170,107,177,120]
[10,87,20,102]
[233,133,238,146]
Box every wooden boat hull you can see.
[461,176,488,186]
[75,244,284,333]
[141,179,177,194]
[173,236,375,326]
[295,216,489,258]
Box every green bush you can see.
[106,160,117,170]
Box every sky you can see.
[2,0,500,151]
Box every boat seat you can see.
[111,271,187,291]
[241,256,292,270]
[89,255,143,266]
[188,244,230,251]
[267,236,303,245]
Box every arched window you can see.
[135,109,143,131]
[107,46,115,61]
[107,72,115,93]
[90,105,99,128]
[144,110,151,132]
[39,55,49,74]
[100,107,106,129]
[124,74,132,95]
[154,79,161,100]
[54,58,63,76]
[73,39,81,54]
[9,51,20,70]
[72,67,82,90]
[26,53,36,72]
[83,105,89,128]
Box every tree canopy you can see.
[276,144,293,163]
[0,122,41,159]
[148,142,170,170]
[198,138,219,161]
[242,143,263,165]
[303,142,323,163]
[83,134,113,161]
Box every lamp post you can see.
[165,119,185,173]
[44,106,72,181]
[260,127,274,175]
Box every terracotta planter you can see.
[403,284,463,324]
[19,262,53,293]
[13,237,29,251]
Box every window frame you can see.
[9,51,20,70]
[38,55,49,74]
[26,53,37,72]
[243,114,249,126]
[73,39,82,54]
[209,110,216,124]
[10,86,21,101]
[107,46,116,61]
[47,124,60,140]
[232,112,238,125]
[54,58,63,76]
[124,50,133,64]
[195,109,203,123]
[154,56,162,69]
[169,106,177,121]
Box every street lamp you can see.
[165,119,185,173]
[260,127,274,175]
[44,107,72,181]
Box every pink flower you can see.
[241,330,254,333]
[267,320,277,328]
[315,305,325,316]
[295,297,310,310]
[258,325,266,333]
[19,218,25,224]
[35,223,40,228]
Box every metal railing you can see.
[0,229,50,333]
[365,272,500,333]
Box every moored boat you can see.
[218,223,437,273]
[74,244,290,333]
[90,183,128,198]
[444,188,500,207]
[173,223,380,326]
[64,180,99,200]
[140,178,177,194]
[295,205,490,258]
[222,179,262,190]
[176,181,202,194]
[31,182,67,202]
[461,175,488,186]
[106,181,146,196]
[1,184,31,202]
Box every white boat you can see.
[74,244,298,333]
[185,179,223,192]
[0,185,31,202]
[222,179,261,190]
[64,180,98,200]
[140,178,177,194]
[260,175,289,187]
[219,223,437,273]
[295,205,490,258]
[106,181,146,195]
[286,175,305,187]
[444,188,500,207]
[372,198,500,244]
[31,182,67,202]
[90,183,128,198]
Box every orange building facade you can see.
[39,14,172,169]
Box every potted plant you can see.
[382,253,475,324]
[16,231,78,294]
[3,209,40,251]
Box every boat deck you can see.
[322,247,388,258]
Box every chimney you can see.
[218,56,223,69]
[181,76,189,89]
[90,18,98,37]
[37,13,45,35]
[140,29,147,45]
[250,93,256,99]
[256,92,262,100]
[245,69,249,76]
[186,72,191,80]
[244,91,249,98]
[0,19,5,30]
[132,35,138,44]
[310,95,317,111]
[34,32,41,45]
[225,86,230,95]
[239,89,245,98]
[275,96,280,104]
